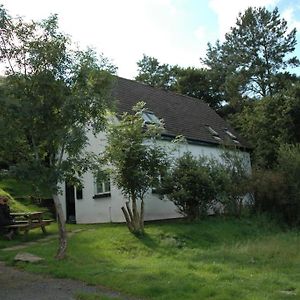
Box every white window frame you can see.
[142,111,161,125]
[94,174,111,197]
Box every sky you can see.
[1,0,300,79]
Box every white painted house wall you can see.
[58,129,251,224]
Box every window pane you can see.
[104,180,111,193]
[142,112,160,124]
[95,170,111,195]
[96,181,104,194]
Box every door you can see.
[65,182,76,223]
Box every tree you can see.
[136,55,222,109]
[202,7,299,110]
[233,82,300,167]
[135,54,179,89]
[105,102,169,234]
[159,152,227,220]
[175,67,223,110]
[0,7,115,259]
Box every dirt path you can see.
[0,261,136,300]
[0,230,140,300]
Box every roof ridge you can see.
[116,76,210,107]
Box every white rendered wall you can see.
[58,130,251,224]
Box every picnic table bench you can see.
[5,212,53,236]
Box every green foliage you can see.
[1,218,299,300]
[0,7,115,193]
[216,7,300,167]
[276,144,300,225]
[0,6,115,258]
[105,102,169,233]
[251,144,300,226]
[233,83,300,167]
[0,186,43,213]
[175,67,222,110]
[0,177,47,199]
[250,168,288,218]
[202,7,299,110]
[220,149,252,217]
[135,55,222,109]
[135,54,179,89]
[160,152,227,220]
[105,102,168,201]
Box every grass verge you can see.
[0,216,299,300]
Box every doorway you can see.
[65,182,76,223]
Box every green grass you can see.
[0,177,50,199]
[0,177,52,217]
[0,222,58,249]
[0,217,299,300]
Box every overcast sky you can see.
[1,0,300,78]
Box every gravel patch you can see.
[0,261,139,300]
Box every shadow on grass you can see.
[134,232,160,250]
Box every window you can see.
[212,136,222,141]
[142,111,161,125]
[225,129,237,139]
[224,129,239,144]
[93,171,111,199]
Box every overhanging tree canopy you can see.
[0,6,116,258]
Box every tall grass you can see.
[0,217,299,300]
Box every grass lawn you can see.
[0,217,299,300]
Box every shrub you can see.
[276,144,300,225]
[251,144,300,226]
[251,168,288,217]
[159,152,226,220]
[220,149,252,217]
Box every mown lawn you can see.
[0,217,299,300]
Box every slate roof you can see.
[113,77,249,149]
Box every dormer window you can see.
[225,128,239,144]
[206,125,222,141]
[142,111,160,125]
[225,129,237,139]
[213,136,222,142]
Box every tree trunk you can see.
[131,194,140,230]
[140,198,144,232]
[52,194,68,259]
[121,196,144,235]
[121,204,134,232]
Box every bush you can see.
[251,144,300,226]
[220,149,252,217]
[251,168,288,217]
[159,152,226,220]
[276,144,300,226]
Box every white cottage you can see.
[59,77,251,224]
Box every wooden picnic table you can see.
[5,211,53,236]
